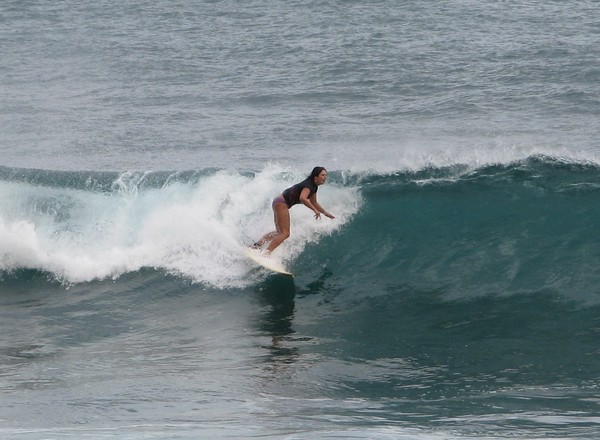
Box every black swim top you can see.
[282,178,318,208]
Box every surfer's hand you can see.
[314,211,321,220]
[325,212,335,219]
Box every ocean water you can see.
[1,1,599,439]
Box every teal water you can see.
[1,158,599,438]
[1,0,599,438]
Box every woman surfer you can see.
[255,166,335,255]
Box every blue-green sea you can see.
[1,1,599,438]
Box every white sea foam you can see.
[0,166,360,287]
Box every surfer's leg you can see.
[255,230,277,246]
[255,195,288,248]
[265,203,290,253]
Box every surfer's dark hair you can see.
[308,166,326,181]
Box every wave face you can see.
[2,156,597,302]
[2,156,600,438]
[296,156,599,304]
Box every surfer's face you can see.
[315,170,328,185]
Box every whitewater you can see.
[0,165,361,285]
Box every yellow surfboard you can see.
[244,248,293,277]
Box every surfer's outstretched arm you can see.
[299,188,321,219]
[301,189,335,220]
[310,195,335,220]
